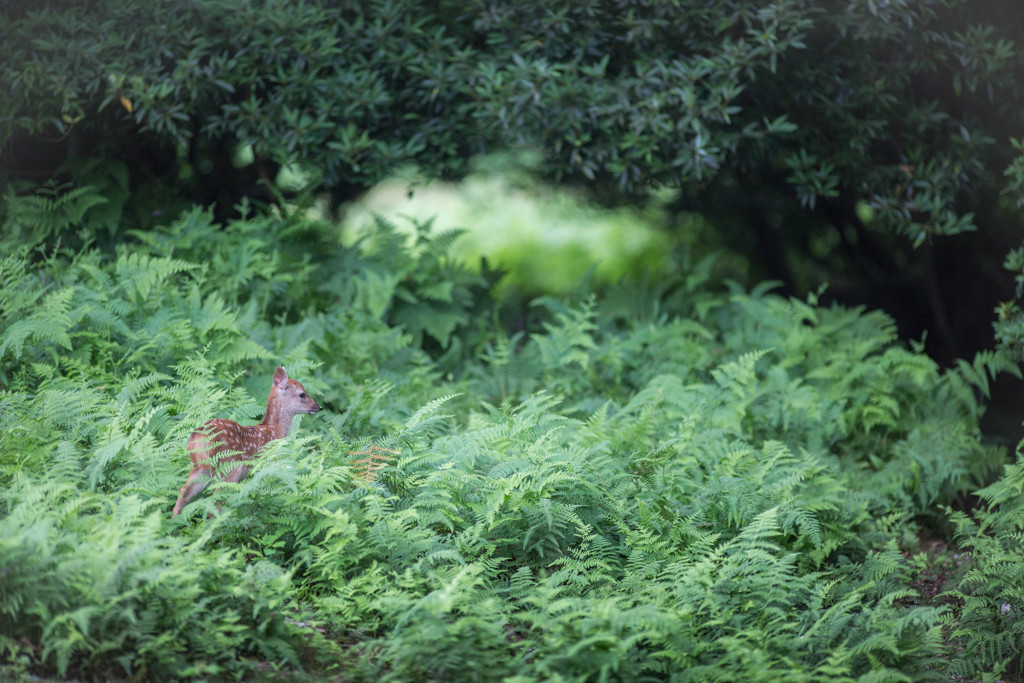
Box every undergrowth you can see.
[0,195,1021,680]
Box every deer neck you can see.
[260,395,295,441]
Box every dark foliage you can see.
[2,0,1024,369]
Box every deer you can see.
[172,366,320,517]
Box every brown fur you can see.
[172,366,319,517]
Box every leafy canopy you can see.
[2,0,1022,240]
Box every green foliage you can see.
[995,243,1024,363]
[945,440,1024,678]
[0,483,298,679]
[0,180,108,251]
[0,205,1015,680]
[352,215,498,356]
[3,0,1022,234]
[3,0,1022,390]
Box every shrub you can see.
[0,205,1014,679]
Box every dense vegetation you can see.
[3,0,1024,680]
[1,200,1022,680]
[3,0,1024,360]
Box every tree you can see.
[2,0,1023,362]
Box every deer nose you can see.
[309,402,321,414]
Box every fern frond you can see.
[2,181,107,245]
[348,445,399,482]
[0,287,77,360]
[112,251,196,304]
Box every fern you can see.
[0,205,1003,680]
[344,445,394,482]
[1,181,107,250]
[943,443,1024,677]
[0,287,77,361]
[112,251,196,304]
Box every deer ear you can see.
[273,366,288,386]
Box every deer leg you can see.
[223,463,251,483]
[172,464,212,517]
[207,463,251,516]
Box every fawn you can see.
[172,366,320,517]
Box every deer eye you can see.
[299,393,307,399]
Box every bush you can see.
[0,203,1016,679]
[945,440,1024,679]
[3,0,1022,245]
[4,0,1023,369]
